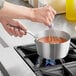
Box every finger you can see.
[44,6,55,25]
[49,12,55,23]
[16,21,27,31]
[14,28,25,37]
[44,17,51,26]
[44,13,53,26]
[14,28,19,37]
[50,7,56,15]
[3,24,13,36]
[14,27,24,37]
[20,29,26,35]
[17,22,27,36]
[47,6,56,15]
[8,26,19,37]
[19,30,25,37]
[7,26,15,36]
[45,11,54,23]
[50,12,55,20]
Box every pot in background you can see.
[35,29,71,59]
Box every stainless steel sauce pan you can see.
[34,29,70,59]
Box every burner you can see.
[36,57,56,67]
[45,59,56,66]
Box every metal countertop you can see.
[53,14,76,38]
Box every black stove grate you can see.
[14,38,76,76]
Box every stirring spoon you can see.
[48,23,54,44]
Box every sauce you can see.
[38,36,67,44]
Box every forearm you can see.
[0,1,33,20]
[0,1,56,26]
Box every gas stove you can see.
[14,38,76,76]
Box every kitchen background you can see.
[6,0,31,7]
[0,0,76,76]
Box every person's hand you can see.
[32,6,56,26]
[0,18,27,37]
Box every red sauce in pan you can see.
[38,36,67,44]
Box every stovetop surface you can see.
[14,38,76,76]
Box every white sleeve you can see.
[0,0,5,9]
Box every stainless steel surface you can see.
[54,14,76,38]
[0,37,9,48]
[35,29,70,59]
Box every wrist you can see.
[23,7,34,21]
[30,8,40,22]
[0,18,10,25]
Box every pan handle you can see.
[27,30,37,39]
